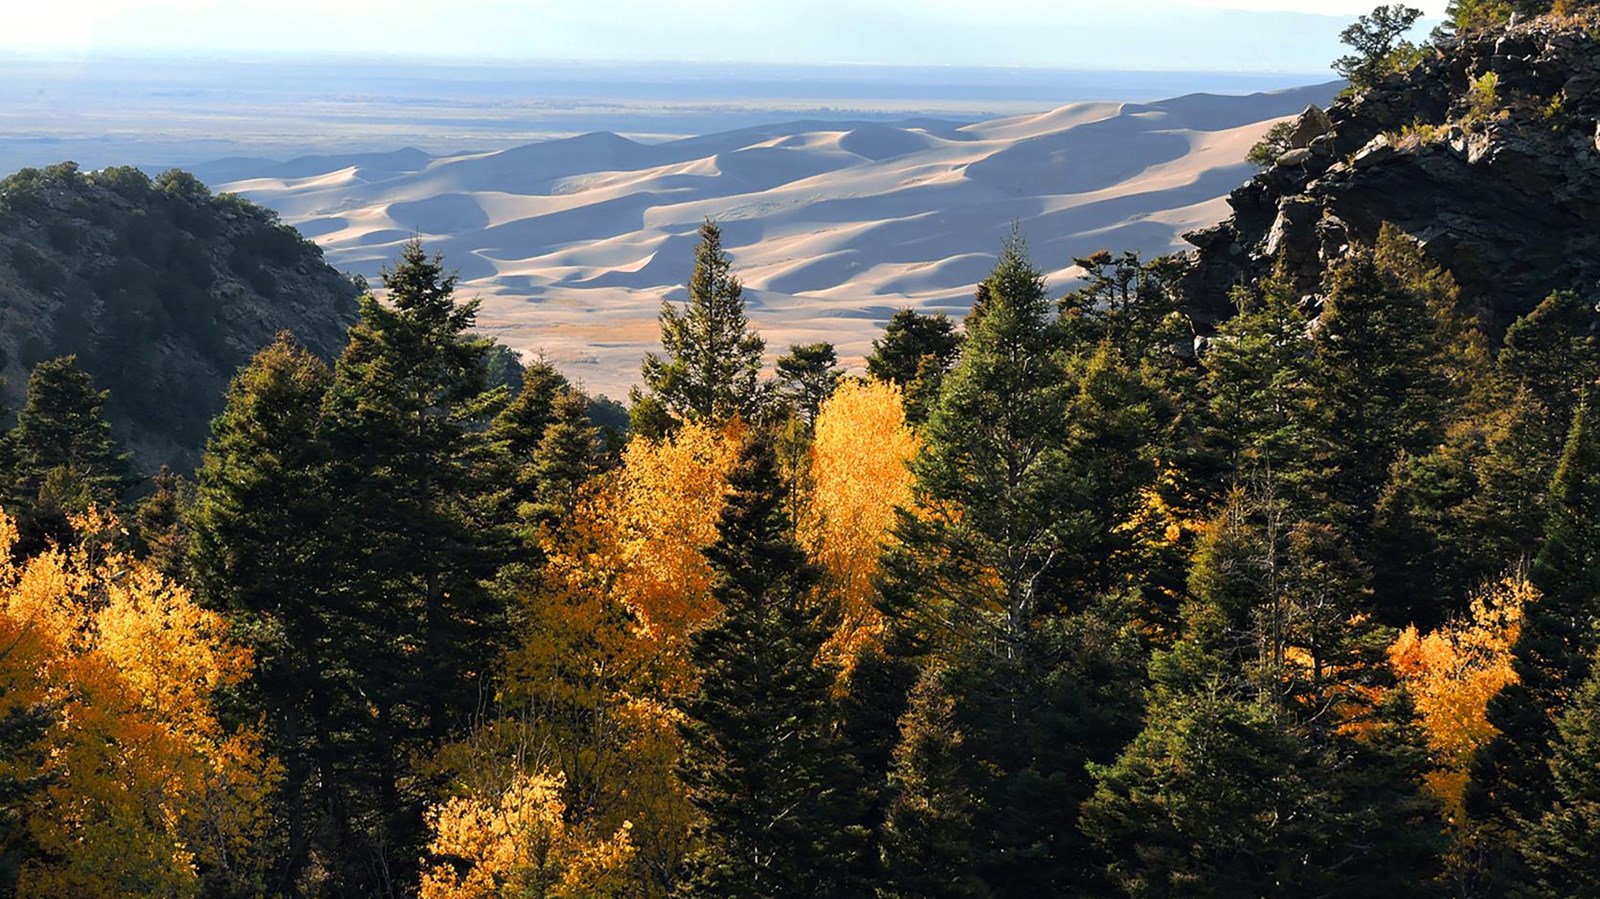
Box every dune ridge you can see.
[204,82,1338,394]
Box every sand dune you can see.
[203,82,1337,395]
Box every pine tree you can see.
[5,355,128,550]
[878,667,985,899]
[481,359,573,540]
[319,241,511,892]
[774,342,841,426]
[881,610,1143,897]
[1470,394,1600,888]
[1523,647,1600,896]
[1060,342,1174,599]
[635,220,766,436]
[676,436,867,898]
[185,333,348,895]
[485,360,569,490]
[1200,273,1320,503]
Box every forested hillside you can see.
[0,163,360,469]
[0,5,1597,899]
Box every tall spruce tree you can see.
[1470,394,1600,890]
[634,220,767,436]
[6,355,129,551]
[880,609,1144,897]
[319,241,510,893]
[871,234,1148,896]
[482,359,573,540]
[676,435,867,898]
[1309,244,1451,521]
[522,387,603,535]
[185,333,350,895]
[879,231,1074,645]
[1498,291,1600,457]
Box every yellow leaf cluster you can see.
[484,422,745,896]
[420,768,634,899]
[1389,573,1530,821]
[801,379,919,669]
[595,420,745,650]
[0,510,277,898]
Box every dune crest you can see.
[204,83,1337,394]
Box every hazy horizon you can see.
[9,1,1443,71]
[0,56,1336,176]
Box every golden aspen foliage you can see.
[801,379,919,668]
[0,510,276,898]
[599,419,745,653]
[1389,572,1530,820]
[420,768,634,899]
[473,421,746,897]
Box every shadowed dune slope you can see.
[203,82,1338,394]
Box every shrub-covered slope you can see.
[0,163,360,470]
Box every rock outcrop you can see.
[1181,15,1600,331]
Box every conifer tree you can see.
[522,387,602,535]
[6,356,128,550]
[1084,492,1441,896]
[1309,243,1451,519]
[676,436,867,898]
[1470,394,1600,887]
[1523,647,1600,896]
[1498,290,1600,456]
[878,668,985,899]
[131,464,190,581]
[1060,342,1174,598]
[485,360,568,481]
[1200,274,1320,501]
[868,234,1151,895]
[185,333,347,894]
[635,220,766,436]
[481,359,574,542]
[319,241,511,892]
[774,342,841,425]
[879,231,1073,644]
[866,309,962,423]
[881,611,1144,897]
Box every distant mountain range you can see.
[198,82,1340,394]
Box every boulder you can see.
[1287,104,1335,149]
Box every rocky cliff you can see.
[0,163,360,471]
[1182,14,1600,331]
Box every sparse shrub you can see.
[1467,71,1501,121]
[1388,119,1444,146]
[1248,121,1297,168]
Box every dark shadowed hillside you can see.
[0,162,360,470]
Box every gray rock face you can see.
[1180,15,1600,331]
[1287,104,1335,149]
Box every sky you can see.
[13,0,1447,71]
